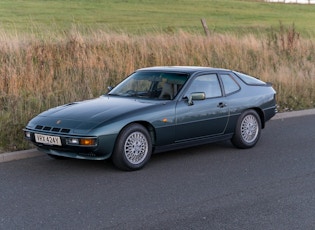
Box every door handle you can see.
[217,102,227,108]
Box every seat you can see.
[159,82,174,99]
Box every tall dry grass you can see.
[1,26,315,152]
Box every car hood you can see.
[29,96,160,132]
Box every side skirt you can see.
[153,133,233,154]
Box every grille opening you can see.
[34,125,71,133]
[61,129,70,133]
[52,128,61,132]
[79,152,97,157]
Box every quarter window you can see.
[220,74,240,95]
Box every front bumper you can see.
[24,129,115,160]
[37,147,109,160]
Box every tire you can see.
[112,124,152,171]
[231,109,261,149]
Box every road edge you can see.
[1,108,315,163]
[272,108,315,120]
[0,148,42,163]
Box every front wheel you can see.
[231,110,261,149]
[112,124,152,171]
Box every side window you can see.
[186,74,222,98]
[220,74,240,95]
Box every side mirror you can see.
[187,92,206,105]
[107,86,114,92]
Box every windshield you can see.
[108,71,189,100]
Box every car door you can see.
[174,73,229,141]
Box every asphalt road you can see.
[1,113,315,230]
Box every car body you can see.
[24,66,277,170]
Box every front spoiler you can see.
[37,147,110,161]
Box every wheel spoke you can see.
[124,131,148,164]
[241,114,259,143]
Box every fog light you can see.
[80,139,96,146]
[67,138,80,145]
[25,131,31,138]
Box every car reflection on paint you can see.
[24,66,277,171]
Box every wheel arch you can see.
[251,107,265,129]
[116,121,156,147]
[136,121,156,146]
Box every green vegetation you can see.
[1,0,315,37]
[1,0,315,152]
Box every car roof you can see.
[136,66,231,74]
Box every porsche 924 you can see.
[24,66,277,170]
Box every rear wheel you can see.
[112,124,152,171]
[231,110,261,149]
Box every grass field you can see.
[1,0,315,37]
[1,0,315,152]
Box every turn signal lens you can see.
[80,139,96,146]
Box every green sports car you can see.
[24,66,277,170]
